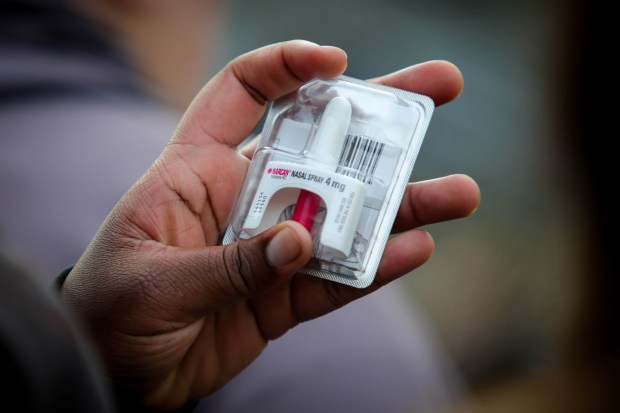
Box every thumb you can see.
[180,221,313,311]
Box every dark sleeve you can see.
[53,265,74,289]
[55,266,199,413]
[1,256,116,413]
[114,390,200,413]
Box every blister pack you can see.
[223,75,434,288]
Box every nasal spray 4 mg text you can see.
[224,76,434,288]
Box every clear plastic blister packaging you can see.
[223,75,434,288]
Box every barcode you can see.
[336,134,384,184]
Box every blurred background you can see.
[214,0,586,400]
[2,0,615,411]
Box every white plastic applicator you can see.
[292,97,352,231]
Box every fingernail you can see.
[266,227,301,267]
[321,45,347,58]
[296,40,319,47]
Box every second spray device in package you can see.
[224,75,434,288]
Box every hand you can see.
[61,40,480,410]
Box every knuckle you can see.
[218,244,260,297]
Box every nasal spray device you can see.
[224,76,434,288]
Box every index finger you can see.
[369,60,464,106]
[176,40,348,147]
[238,60,464,160]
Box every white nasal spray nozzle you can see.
[243,95,366,260]
[308,97,352,166]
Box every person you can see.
[0,1,478,412]
[1,33,481,412]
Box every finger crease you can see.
[280,48,305,83]
[236,245,256,293]
[221,245,246,297]
[232,64,268,106]
[168,151,224,237]
[410,189,427,228]
[201,175,223,236]
[322,279,344,312]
